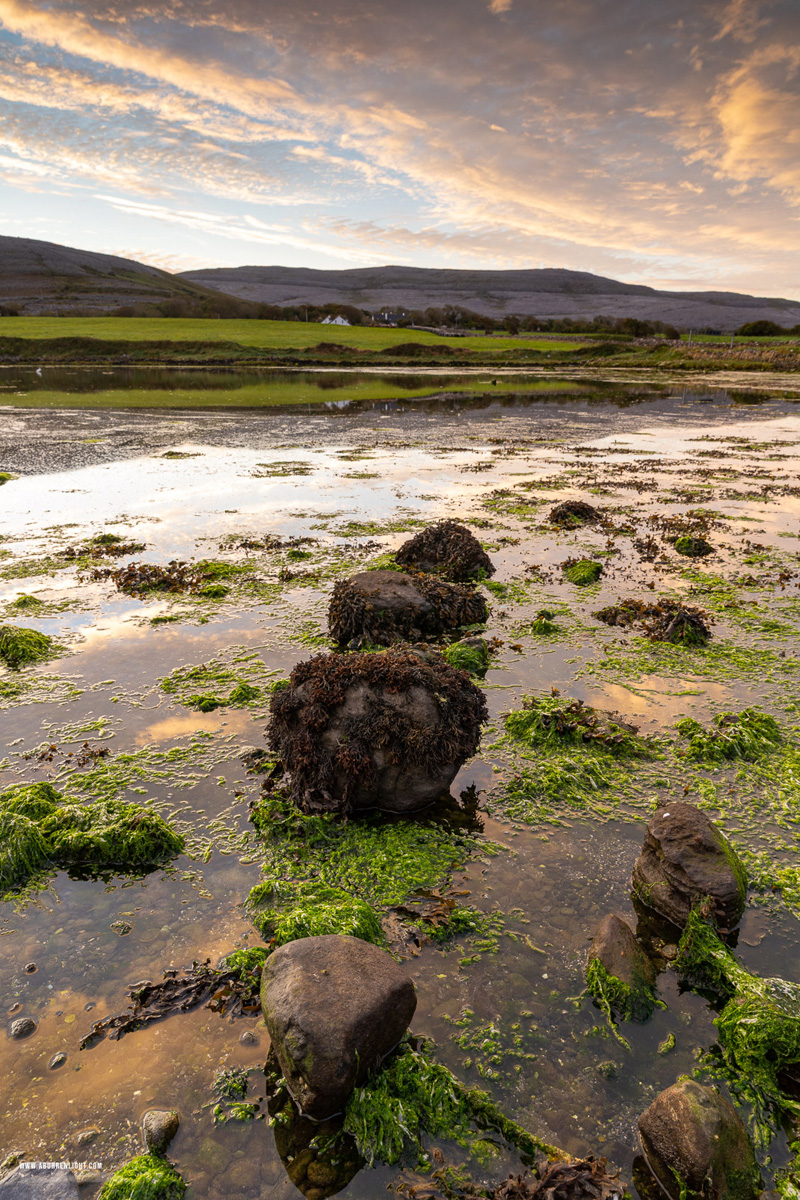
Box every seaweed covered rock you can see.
[637,1080,760,1200]
[261,934,417,1119]
[549,499,601,527]
[594,598,711,647]
[587,914,658,1022]
[441,635,491,677]
[0,782,184,893]
[562,558,603,586]
[394,520,495,581]
[0,625,59,670]
[675,535,713,558]
[97,1154,185,1200]
[328,570,487,647]
[632,802,746,932]
[267,648,487,814]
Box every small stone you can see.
[9,1017,36,1039]
[142,1108,180,1156]
[239,1029,259,1046]
[49,1052,67,1070]
[73,1129,99,1150]
[23,963,36,974]
[110,920,133,936]
[596,1060,617,1079]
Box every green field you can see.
[0,317,582,354]
[0,375,586,410]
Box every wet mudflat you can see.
[2,376,800,1198]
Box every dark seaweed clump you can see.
[0,782,184,893]
[64,532,146,560]
[267,648,488,813]
[394,520,495,581]
[548,499,602,527]
[593,597,711,646]
[329,570,487,647]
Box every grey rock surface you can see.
[261,934,417,1119]
[632,802,747,931]
[141,1109,180,1155]
[0,1168,79,1199]
[9,1018,36,1040]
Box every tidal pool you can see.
[2,376,800,1198]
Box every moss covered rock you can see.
[632,802,747,933]
[328,569,487,647]
[97,1153,185,1200]
[267,648,487,814]
[586,913,658,1022]
[394,520,495,581]
[562,559,603,586]
[638,1079,760,1200]
[675,535,713,558]
[549,499,601,527]
[261,934,417,1119]
[0,625,59,669]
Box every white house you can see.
[321,315,351,326]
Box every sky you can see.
[0,0,798,297]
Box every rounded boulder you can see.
[267,647,488,814]
[328,569,487,648]
[632,802,746,932]
[638,1079,760,1200]
[261,934,417,1120]
[394,520,495,581]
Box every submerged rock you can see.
[638,1079,760,1200]
[675,535,713,558]
[9,1017,36,1039]
[394,520,495,581]
[261,934,417,1119]
[267,648,487,814]
[632,802,747,932]
[141,1109,180,1156]
[0,1167,79,1198]
[587,914,658,1022]
[549,499,602,527]
[328,569,487,647]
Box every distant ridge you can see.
[0,235,227,314]
[180,263,800,331]
[0,235,798,330]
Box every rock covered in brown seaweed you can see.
[548,499,602,527]
[394,520,495,581]
[328,569,487,648]
[267,647,488,813]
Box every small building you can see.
[321,314,351,326]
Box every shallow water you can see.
[2,375,800,1198]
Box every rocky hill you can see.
[0,236,223,314]
[180,263,800,331]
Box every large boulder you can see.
[267,648,487,814]
[328,569,487,648]
[394,520,495,581]
[638,1079,760,1200]
[0,1169,79,1199]
[632,802,746,932]
[587,913,658,1021]
[261,934,417,1119]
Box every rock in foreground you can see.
[395,520,495,581]
[141,1109,180,1156]
[0,1168,79,1199]
[268,648,487,814]
[632,802,747,932]
[328,569,487,647]
[638,1079,760,1200]
[261,934,417,1119]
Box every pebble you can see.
[9,1017,37,1039]
[239,1030,259,1046]
[49,1052,68,1069]
[23,963,36,974]
[73,1128,99,1149]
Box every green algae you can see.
[9,594,43,612]
[442,639,491,677]
[677,709,783,762]
[0,471,17,484]
[341,1035,560,1169]
[98,1154,185,1200]
[505,695,652,758]
[675,535,713,557]
[0,625,60,669]
[585,958,660,1048]
[247,879,385,947]
[160,652,280,713]
[0,781,184,893]
[676,908,800,1145]
[563,559,603,586]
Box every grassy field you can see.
[0,375,587,409]
[0,317,582,354]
